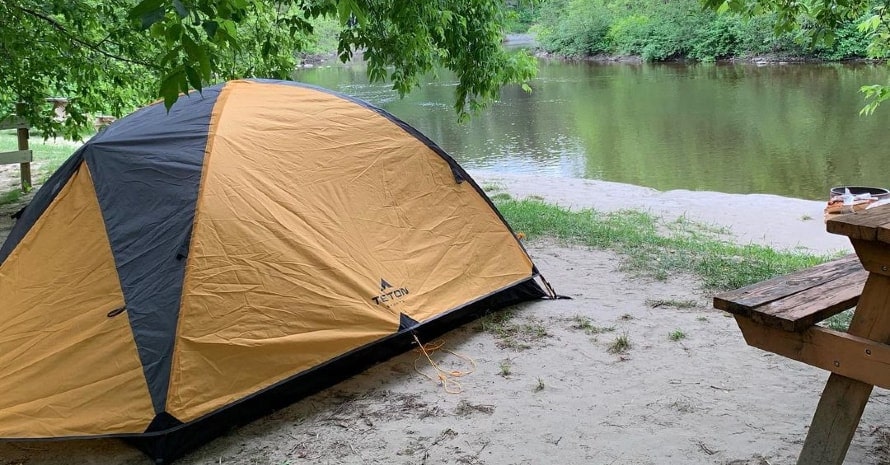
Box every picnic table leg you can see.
[796,272,890,465]
[796,376,871,465]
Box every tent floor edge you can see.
[126,278,546,464]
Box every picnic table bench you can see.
[714,203,890,465]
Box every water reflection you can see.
[295,60,890,200]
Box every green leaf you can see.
[196,47,212,79]
[172,0,188,18]
[129,0,165,20]
[160,68,185,110]
[140,7,166,29]
[202,20,219,39]
[337,0,366,26]
[182,33,201,61]
[165,23,183,44]
[185,65,203,92]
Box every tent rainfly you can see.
[0,79,554,463]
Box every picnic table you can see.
[714,203,890,465]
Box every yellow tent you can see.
[0,79,552,462]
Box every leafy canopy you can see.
[0,0,536,138]
[704,0,890,113]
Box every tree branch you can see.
[12,4,160,70]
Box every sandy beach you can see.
[1,172,886,465]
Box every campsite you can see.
[4,1,890,464]
[2,157,890,463]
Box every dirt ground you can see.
[0,172,887,465]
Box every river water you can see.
[295,59,890,200]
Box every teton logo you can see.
[372,278,410,306]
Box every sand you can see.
[1,172,886,465]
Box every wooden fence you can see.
[0,103,32,191]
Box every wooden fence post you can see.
[15,102,30,191]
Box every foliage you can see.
[536,0,876,62]
[505,0,541,33]
[0,1,536,138]
[535,0,613,56]
[705,0,890,111]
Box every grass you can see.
[0,131,77,171]
[646,299,699,309]
[0,189,22,207]
[0,130,85,205]
[498,360,512,377]
[608,333,631,354]
[823,309,854,331]
[569,315,615,335]
[477,309,549,350]
[0,131,81,197]
[493,195,829,291]
[669,329,687,341]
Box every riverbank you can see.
[470,171,851,255]
[3,174,887,465]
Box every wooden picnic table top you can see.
[827,203,890,242]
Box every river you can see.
[295,59,890,201]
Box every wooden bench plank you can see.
[0,150,32,164]
[748,270,865,331]
[0,116,27,131]
[714,254,864,331]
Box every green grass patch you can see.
[823,309,854,332]
[569,315,615,335]
[646,299,699,309]
[0,189,22,206]
[0,131,78,182]
[476,309,549,350]
[495,196,829,291]
[608,333,631,354]
[669,329,687,341]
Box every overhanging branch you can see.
[12,4,160,70]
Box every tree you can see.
[704,0,890,113]
[0,1,536,138]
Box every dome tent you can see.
[0,80,552,463]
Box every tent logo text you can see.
[372,278,410,306]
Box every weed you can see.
[489,192,513,203]
[569,315,615,335]
[455,400,495,416]
[477,310,548,350]
[696,316,708,322]
[570,315,593,331]
[800,214,813,221]
[0,189,22,206]
[823,309,854,332]
[481,182,506,193]
[669,329,687,341]
[534,378,545,392]
[620,313,634,320]
[646,299,698,309]
[608,333,631,354]
[499,360,512,377]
